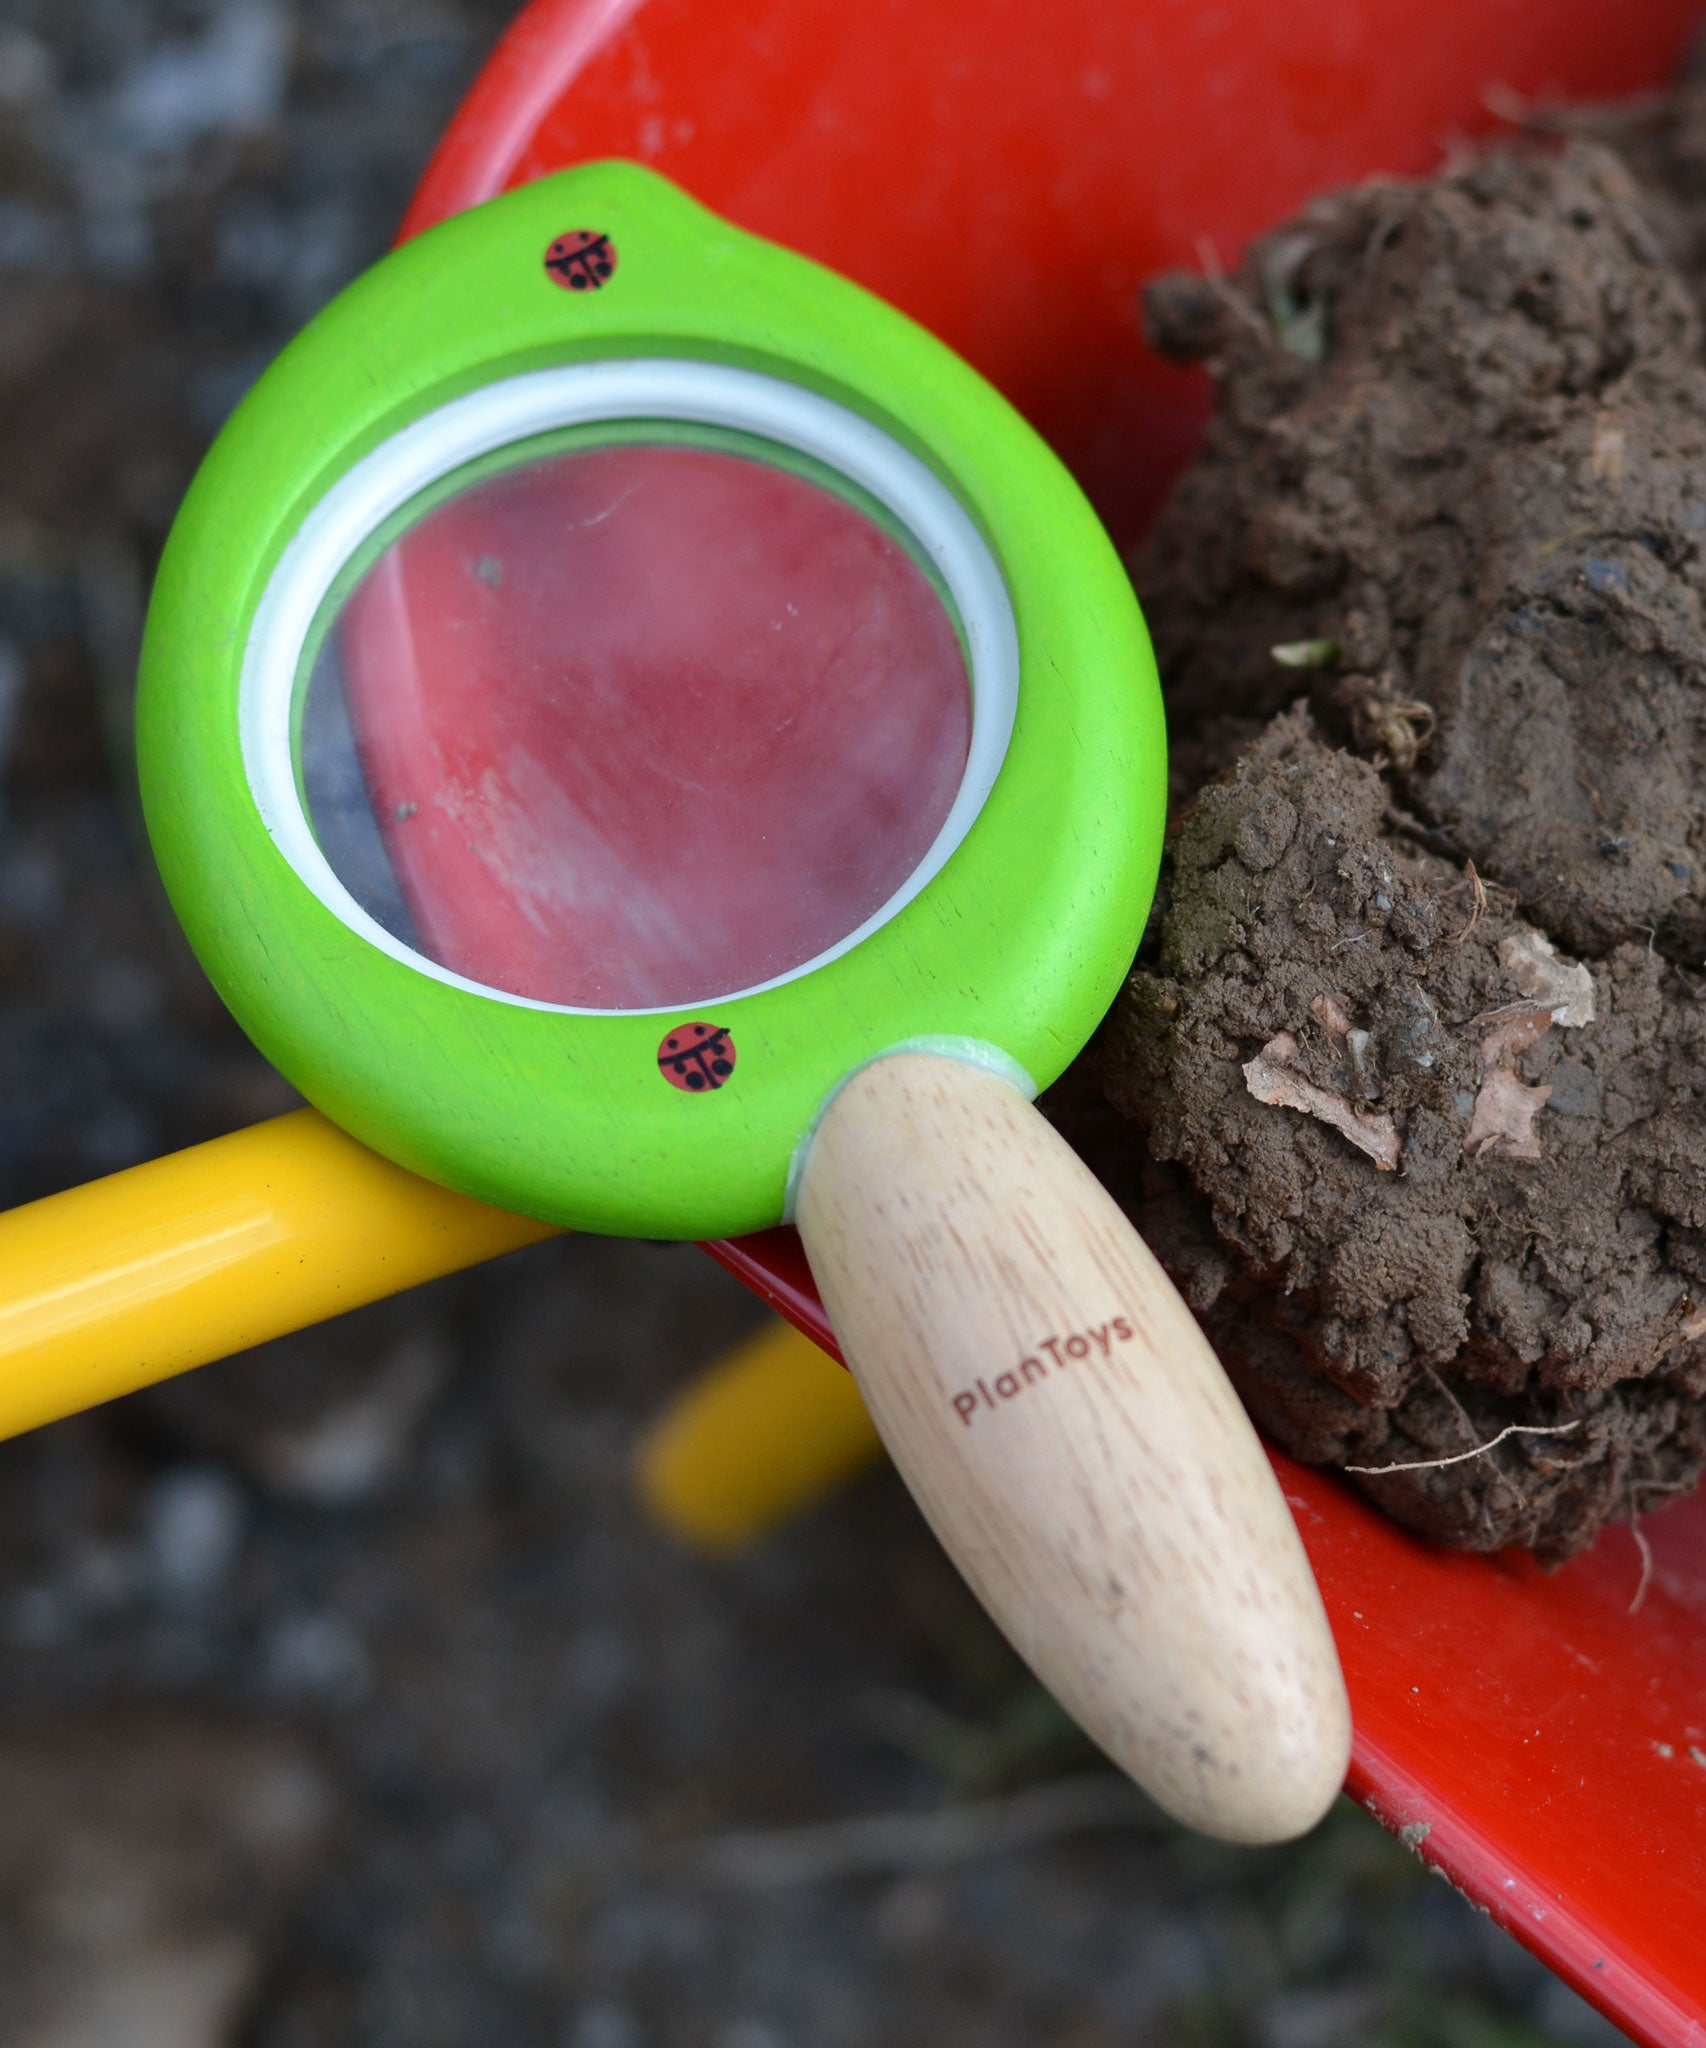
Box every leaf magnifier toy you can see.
[139,162,1351,1842]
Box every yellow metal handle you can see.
[0,1108,560,1443]
[636,1316,884,1552]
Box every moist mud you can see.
[1083,127,1706,1558]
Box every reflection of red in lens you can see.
[337,443,971,1010]
[543,229,617,290]
[657,1022,737,1092]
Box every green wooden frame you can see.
[137,162,1164,1237]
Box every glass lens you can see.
[298,435,973,1009]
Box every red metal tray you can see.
[403,5,1706,2038]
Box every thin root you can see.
[1452,860,1488,947]
[1345,1418,1582,1477]
[1628,1492,1654,1617]
[1194,236,1272,343]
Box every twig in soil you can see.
[1345,1419,1581,1477]
[686,1774,1158,1888]
[1451,860,1488,946]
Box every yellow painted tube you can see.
[0,1108,560,1443]
[635,1315,886,1553]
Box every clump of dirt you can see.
[1090,134,1706,1557]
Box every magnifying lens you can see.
[138,163,1348,1842]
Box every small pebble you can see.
[144,1465,247,1608]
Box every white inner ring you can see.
[240,359,1020,1015]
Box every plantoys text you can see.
[951,1318,1136,1425]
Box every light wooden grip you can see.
[793,1053,1351,1843]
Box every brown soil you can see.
[1085,129,1706,1559]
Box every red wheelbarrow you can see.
[402,3,1706,2041]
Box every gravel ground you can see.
[0,4,1643,2042]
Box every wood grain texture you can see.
[794,1052,1351,1843]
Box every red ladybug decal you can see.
[657,1022,736,1092]
[543,229,617,291]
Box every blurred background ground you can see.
[0,3,1643,2042]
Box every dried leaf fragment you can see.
[1243,1031,1401,1171]
[1498,929,1595,1026]
[1461,927,1594,1163]
[1476,1004,1556,1068]
[1464,1065,1552,1160]
[1309,992,1353,1039]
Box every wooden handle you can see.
[793,1052,1351,1843]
